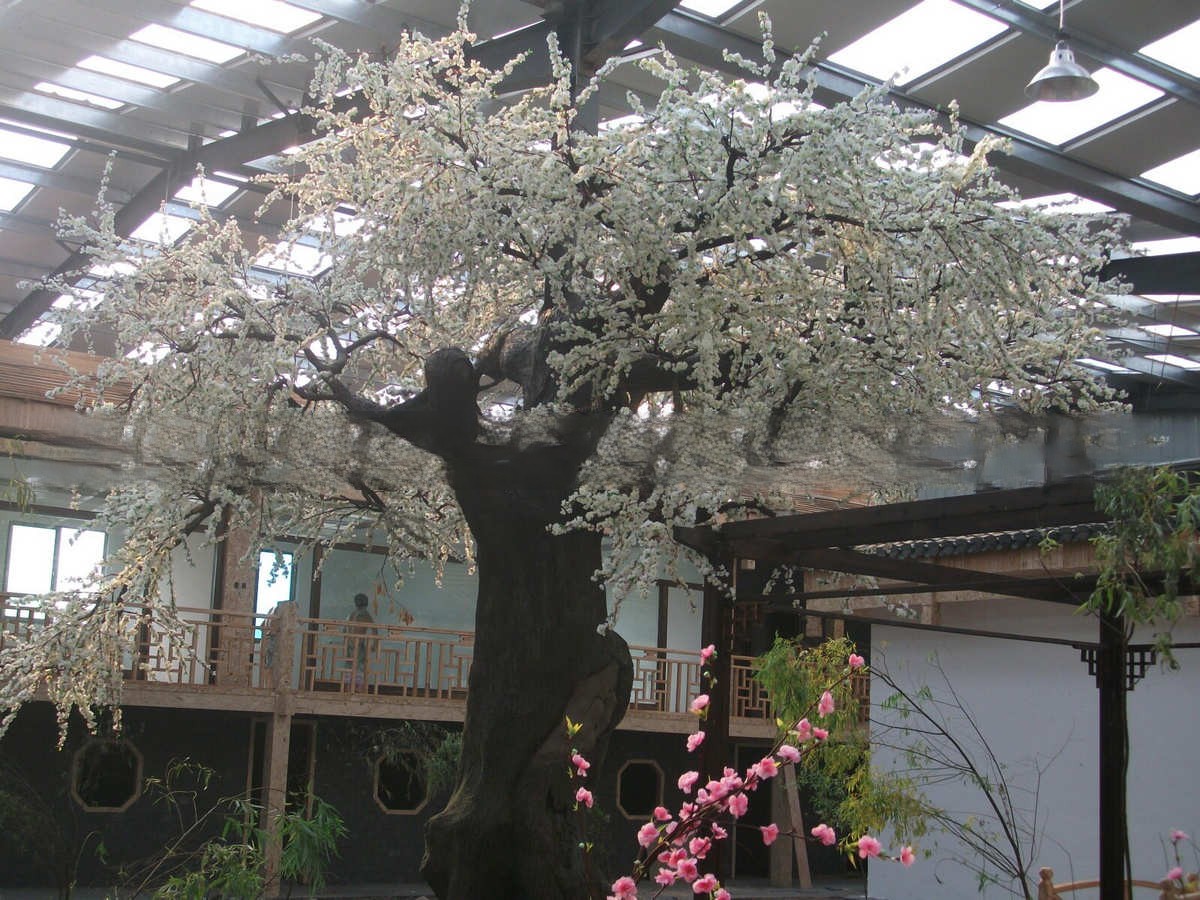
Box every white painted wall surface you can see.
[869,599,1200,900]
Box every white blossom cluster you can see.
[10,20,1127,734]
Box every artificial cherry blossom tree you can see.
[5,16,1124,899]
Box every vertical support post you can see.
[779,764,813,888]
[215,522,258,687]
[262,602,297,898]
[699,552,733,880]
[1097,608,1128,900]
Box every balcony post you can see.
[262,601,297,897]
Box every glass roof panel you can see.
[997,192,1114,214]
[0,176,35,212]
[131,211,193,245]
[174,176,240,207]
[998,68,1163,146]
[1132,237,1200,256]
[679,0,743,19]
[1140,149,1200,196]
[1141,323,1198,338]
[255,241,331,276]
[190,0,323,34]
[77,55,180,89]
[1144,353,1200,370]
[1076,357,1133,373]
[130,24,244,64]
[1140,19,1200,78]
[0,126,72,168]
[34,82,124,110]
[827,0,1007,86]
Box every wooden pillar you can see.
[1097,609,1128,900]
[214,521,258,687]
[262,602,297,898]
[699,553,734,880]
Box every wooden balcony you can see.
[2,595,865,738]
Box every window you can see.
[4,523,106,594]
[374,752,428,814]
[616,759,664,820]
[72,739,142,812]
[255,550,294,616]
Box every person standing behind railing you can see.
[346,592,375,689]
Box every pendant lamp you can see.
[1025,0,1099,101]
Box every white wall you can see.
[869,599,1200,900]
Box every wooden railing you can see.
[730,654,871,726]
[2,595,870,728]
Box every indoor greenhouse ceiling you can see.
[0,0,1196,397]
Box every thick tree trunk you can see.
[421,447,633,899]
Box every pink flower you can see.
[571,753,590,777]
[654,805,672,822]
[690,694,710,714]
[700,644,716,664]
[1167,866,1184,882]
[900,846,915,867]
[1172,830,1189,843]
[848,653,866,669]
[813,727,829,741]
[710,823,728,840]
[677,857,699,881]
[727,793,749,818]
[689,837,712,858]
[760,823,780,846]
[638,822,660,848]
[777,744,801,764]
[687,731,706,753]
[753,757,779,780]
[575,787,593,809]
[655,868,677,886]
[811,823,837,846]
[794,718,812,740]
[818,690,835,717]
[678,771,700,794]
[609,875,638,900]
[693,873,719,893]
[857,835,882,859]
[715,891,731,900]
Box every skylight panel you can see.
[1141,323,1197,338]
[130,24,244,64]
[1132,237,1200,256]
[1141,149,1200,196]
[998,68,1162,145]
[1076,357,1132,373]
[34,82,124,110]
[827,0,1007,86]
[1145,353,1200,370]
[997,192,1114,215]
[1141,294,1200,304]
[77,55,180,89]
[679,0,743,19]
[1140,19,1200,78]
[255,240,331,276]
[131,211,193,245]
[0,176,35,211]
[174,175,239,207]
[0,126,71,168]
[190,0,323,34]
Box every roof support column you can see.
[1096,608,1129,900]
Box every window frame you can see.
[3,520,108,595]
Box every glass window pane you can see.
[6,524,56,594]
[55,528,106,591]
[256,551,294,615]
